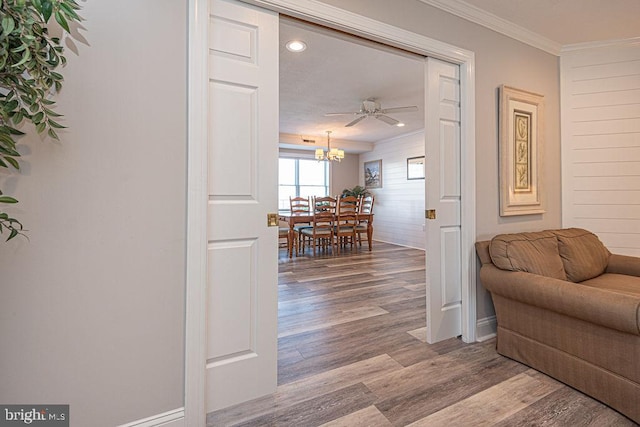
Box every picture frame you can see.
[407,156,425,180]
[499,85,545,216]
[364,159,382,189]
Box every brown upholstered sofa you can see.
[476,228,640,423]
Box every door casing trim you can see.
[186,0,477,423]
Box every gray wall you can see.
[0,1,187,425]
[317,0,562,321]
[330,154,360,196]
[0,0,562,424]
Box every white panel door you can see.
[425,57,462,343]
[207,0,279,412]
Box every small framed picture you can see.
[364,159,382,189]
[407,156,425,180]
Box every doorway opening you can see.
[276,16,430,379]
[186,0,476,418]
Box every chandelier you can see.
[315,131,345,162]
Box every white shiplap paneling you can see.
[561,41,640,256]
[360,131,426,250]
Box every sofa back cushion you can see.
[552,228,610,282]
[490,230,568,280]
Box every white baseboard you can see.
[118,408,184,427]
[476,316,497,342]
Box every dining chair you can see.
[335,195,359,254]
[356,195,375,249]
[290,196,311,255]
[300,197,336,255]
[278,227,291,257]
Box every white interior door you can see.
[207,0,279,412]
[425,57,462,344]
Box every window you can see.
[279,158,329,210]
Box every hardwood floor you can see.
[207,242,636,426]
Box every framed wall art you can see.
[407,156,425,180]
[499,85,545,216]
[364,159,382,189]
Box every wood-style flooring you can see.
[207,241,637,426]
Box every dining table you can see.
[278,211,374,258]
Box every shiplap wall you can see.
[360,131,426,249]
[561,41,640,256]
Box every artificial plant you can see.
[341,185,370,198]
[0,0,81,240]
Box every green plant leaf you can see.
[3,100,19,112]
[32,0,43,13]
[0,196,19,204]
[2,16,15,36]
[12,111,24,124]
[59,2,80,21]
[8,228,18,240]
[47,118,65,128]
[13,49,31,67]
[54,11,70,33]
[5,156,19,169]
[42,0,53,22]
[32,111,44,123]
[43,107,61,117]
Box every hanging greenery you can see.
[0,0,81,240]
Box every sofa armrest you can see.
[480,264,640,336]
[606,254,640,277]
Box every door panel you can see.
[207,0,279,412]
[425,57,462,344]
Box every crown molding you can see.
[561,37,640,53]
[418,0,561,56]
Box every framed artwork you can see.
[364,159,382,189]
[499,85,545,216]
[407,156,425,180]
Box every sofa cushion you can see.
[553,228,610,282]
[475,241,492,265]
[490,230,567,280]
[581,273,640,297]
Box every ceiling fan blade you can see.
[375,114,399,126]
[345,115,367,127]
[325,112,360,116]
[380,106,418,114]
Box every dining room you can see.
[277,17,427,260]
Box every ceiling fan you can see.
[325,98,418,127]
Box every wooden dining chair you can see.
[290,196,311,255]
[300,196,336,255]
[335,195,359,254]
[278,227,291,257]
[356,195,375,249]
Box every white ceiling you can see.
[279,20,424,147]
[279,2,640,150]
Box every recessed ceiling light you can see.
[286,40,307,52]
[396,122,405,127]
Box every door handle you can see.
[267,213,278,227]
[425,209,436,220]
